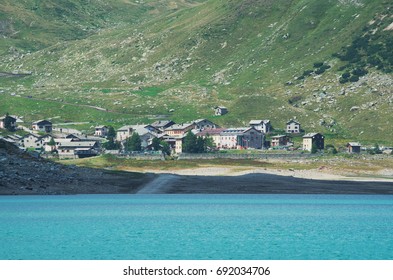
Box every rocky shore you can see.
[0,139,154,195]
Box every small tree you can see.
[195,136,205,153]
[45,137,56,153]
[103,125,119,150]
[48,137,56,146]
[182,131,197,153]
[125,132,142,152]
[151,137,161,151]
[107,126,116,139]
[204,134,215,151]
[103,138,119,150]
[160,140,171,155]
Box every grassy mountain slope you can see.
[1,0,392,144]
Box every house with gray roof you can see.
[32,120,52,133]
[249,119,272,133]
[286,119,301,134]
[57,140,99,159]
[0,115,17,130]
[150,120,176,131]
[347,142,361,153]
[220,127,264,150]
[303,133,324,151]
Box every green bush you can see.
[352,67,368,76]
[315,68,326,75]
[342,72,350,79]
[349,75,360,82]
[313,62,324,68]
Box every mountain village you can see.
[0,112,377,160]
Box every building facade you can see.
[94,126,108,137]
[271,135,290,147]
[215,106,228,116]
[303,133,324,151]
[249,120,272,133]
[0,115,17,130]
[220,127,264,150]
[32,120,52,133]
[347,142,361,153]
[286,119,301,134]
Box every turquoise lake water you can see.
[0,194,392,260]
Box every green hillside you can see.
[1,0,392,144]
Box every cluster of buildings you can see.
[1,117,102,159]
[1,114,369,159]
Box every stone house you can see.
[32,120,52,133]
[215,106,228,116]
[117,125,135,142]
[20,133,51,150]
[193,119,220,130]
[238,127,264,149]
[347,142,361,153]
[94,125,108,137]
[271,135,291,148]
[0,115,17,130]
[249,120,272,133]
[116,125,159,142]
[302,133,324,151]
[117,125,159,149]
[220,127,264,150]
[286,119,301,134]
[57,140,99,159]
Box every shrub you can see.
[339,77,349,84]
[313,62,324,68]
[349,75,360,82]
[320,64,331,70]
[315,68,326,75]
[342,72,351,79]
[352,67,368,76]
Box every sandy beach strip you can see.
[123,166,393,195]
[126,166,393,182]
